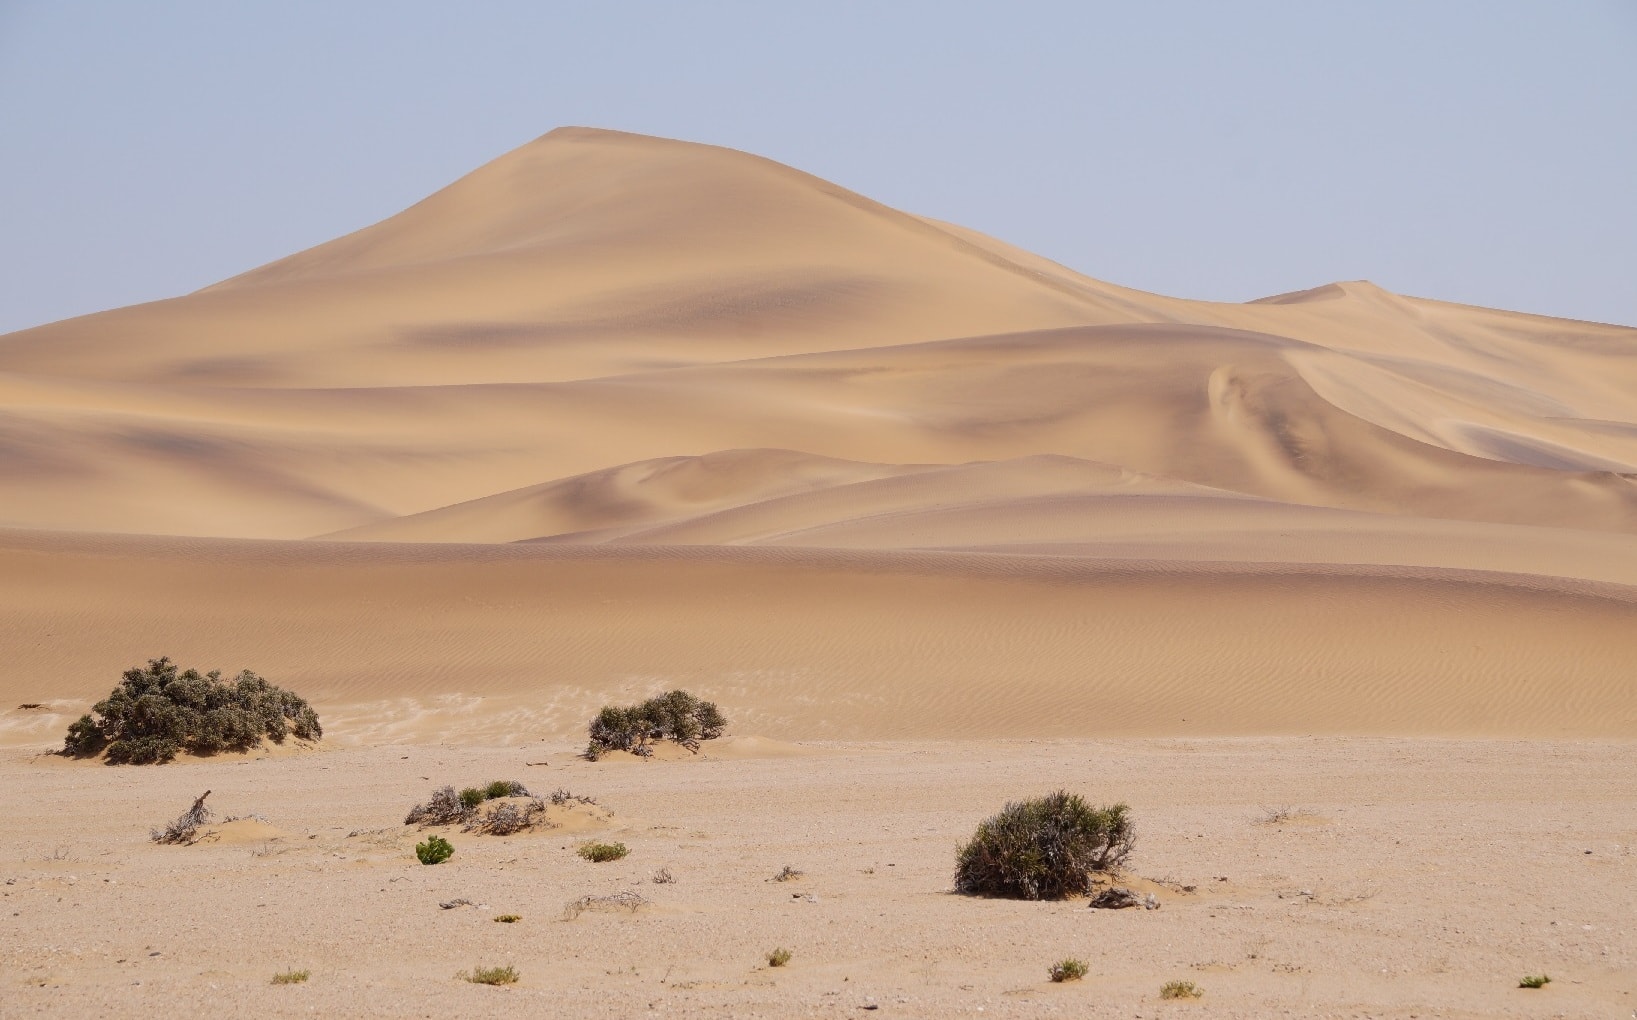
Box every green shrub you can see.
[767,947,792,967]
[953,791,1133,900]
[459,787,486,810]
[1049,958,1087,982]
[485,780,528,799]
[62,657,321,763]
[1160,980,1203,999]
[578,841,628,862]
[494,914,521,923]
[1519,974,1550,989]
[416,835,454,865]
[461,964,519,985]
[585,690,726,759]
[271,969,309,985]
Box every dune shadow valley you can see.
[2,127,1634,1018]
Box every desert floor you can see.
[4,737,1633,1019]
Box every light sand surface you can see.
[1,127,1634,1016]
[4,738,1634,1018]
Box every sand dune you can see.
[1,126,1634,741]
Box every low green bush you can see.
[578,841,628,862]
[953,791,1133,900]
[271,969,309,985]
[63,657,320,764]
[416,835,454,865]
[1160,980,1203,999]
[767,947,792,967]
[1519,974,1550,989]
[585,690,725,759]
[461,965,518,985]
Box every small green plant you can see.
[271,968,310,985]
[578,841,628,862]
[1049,958,1087,982]
[1518,974,1551,989]
[416,835,454,865]
[767,947,792,967]
[459,787,486,809]
[1160,980,1203,999]
[954,791,1134,899]
[494,914,521,923]
[485,779,527,799]
[461,964,519,985]
[585,689,726,759]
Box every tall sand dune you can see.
[1,127,1633,740]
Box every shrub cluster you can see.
[578,841,628,862]
[406,781,531,826]
[953,791,1134,900]
[585,690,725,760]
[64,657,321,764]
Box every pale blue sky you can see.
[2,1,1633,334]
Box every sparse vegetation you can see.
[416,835,454,865]
[151,790,213,845]
[953,791,1134,900]
[64,657,321,764]
[460,965,519,986]
[494,914,521,923]
[271,969,309,985]
[1160,980,1203,999]
[585,690,726,759]
[652,867,675,884]
[771,865,804,882]
[407,781,535,827]
[1049,958,1088,982]
[1519,974,1551,989]
[1256,805,1319,825]
[548,788,597,806]
[406,785,471,826]
[578,841,628,862]
[465,798,547,836]
[767,947,792,967]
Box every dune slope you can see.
[0,126,1633,740]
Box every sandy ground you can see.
[4,738,1633,1018]
[2,127,1635,1017]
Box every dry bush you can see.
[652,867,675,884]
[548,788,597,806]
[771,865,804,882]
[151,790,213,845]
[460,965,519,985]
[561,891,647,920]
[767,947,792,967]
[464,798,548,836]
[405,786,472,826]
[954,791,1133,900]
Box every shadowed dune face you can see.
[1,126,1634,740]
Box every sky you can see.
[1,1,1634,335]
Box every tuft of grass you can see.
[561,891,647,920]
[652,867,675,884]
[415,835,454,865]
[459,787,486,810]
[1160,980,1203,999]
[461,964,519,986]
[1048,958,1088,983]
[954,791,1133,900]
[271,968,309,985]
[578,841,628,863]
[493,914,521,923]
[485,779,529,800]
[767,947,792,967]
[771,865,804,882]
[1518,974,1551,989]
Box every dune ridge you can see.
[1,126,1634,740]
